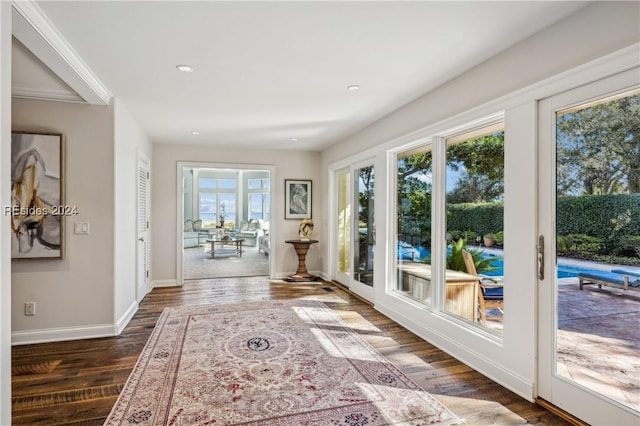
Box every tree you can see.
[446,132,504,203]
[556,93,640,195]
[397,134,505,240]
[397,154,432,243]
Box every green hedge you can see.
[446,202,503,236]
[556,194,640,239]
[446,194,640,244]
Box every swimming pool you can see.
[402,244,611,278]
[481,257,592,278]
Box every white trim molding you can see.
[151,279,178,288]
[115,301,138,336]
[11,0,111,105]
[12,324,116,346]
[12,86,84,103]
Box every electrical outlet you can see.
[25,302,36,316]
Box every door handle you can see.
[537,235,544,280]
[138,237,145,242]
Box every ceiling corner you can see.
[11,0,112,105]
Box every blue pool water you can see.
[480,257,588,278]
[400,244,604,278]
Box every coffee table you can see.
[206,237,244,259]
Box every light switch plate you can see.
[74,222,90,234]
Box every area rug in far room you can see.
[105,299,462,425]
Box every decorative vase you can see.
[299,219,314,240]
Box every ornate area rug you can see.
[105,300,461,425]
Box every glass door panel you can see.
[555,88,639,412]
[538,69,639,425]
[354,165,375,287]
[335,168,351,285]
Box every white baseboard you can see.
[12,323,115,346]
[115,301,138,335]
[151,279,177,288]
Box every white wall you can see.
[151,143,322,284]
[319,0,639,402]
[11,98,116,343]
[113,99,152,326]
[0,2,12,422]
[321,1,639,166]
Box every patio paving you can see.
[557,279,639,412]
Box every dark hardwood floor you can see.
[12,277,575,425]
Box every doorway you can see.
[537,68,639,425]
[177,163,273,283]
[332,159,375,302]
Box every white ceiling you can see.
[13,1,588,151]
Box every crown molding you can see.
[11,0,111,105]
[12,86,85,103]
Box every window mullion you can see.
[431,136,447,312]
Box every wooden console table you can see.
[284,239,319,282]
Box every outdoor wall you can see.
[11,98,115,342]
[114,99,152,325]
[151,143,321,284]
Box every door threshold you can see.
[535,398,589,426]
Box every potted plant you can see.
[218,203,227,228]
[483,233,495,247]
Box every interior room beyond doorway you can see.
[182,166,271,279]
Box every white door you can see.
[136,155,150,302]
[350,161,375,302]
[333,161,376,302]
[537,68,639,425]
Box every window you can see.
[392,122,505,332]
[396,146,433,305]
[198,175,238,227]
[445,125,504,332]
[248,178,270,220]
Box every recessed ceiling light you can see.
[347,84,360,92]
[191,131,200,135]
[291,138,299,142]
[176,64,194,73]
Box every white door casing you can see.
[136,154,150,302]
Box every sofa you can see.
[258,232,270,255]
[183,219,207,248]
[234,219,267,247]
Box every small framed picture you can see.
[285,179,312,220]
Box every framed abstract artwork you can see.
[285,179,311,220]
[10,132,65,259]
